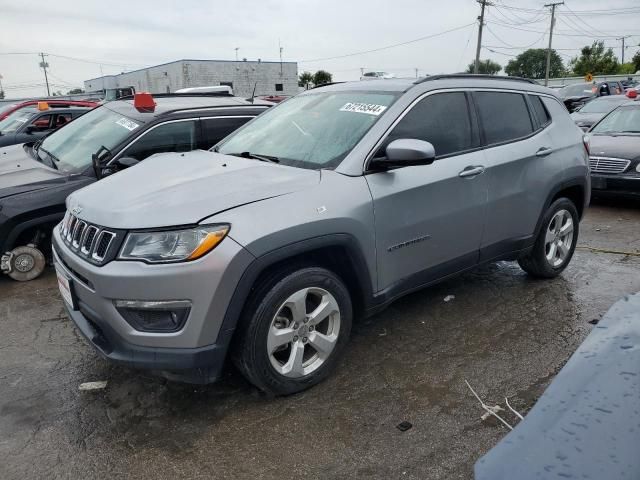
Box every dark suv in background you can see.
[0,93,269,281]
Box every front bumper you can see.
[52,225,254,381]
[591,173,640,196]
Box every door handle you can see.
[536,147,553,157]
[458,165,485,178]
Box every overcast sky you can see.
[1,0,639,98]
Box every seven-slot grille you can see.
[60,212,116,263]
[589,156,631,174]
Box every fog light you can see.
[114,300,191,332]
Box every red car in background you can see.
[0,99,98,121]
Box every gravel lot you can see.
[1,198,639,480]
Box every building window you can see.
[275,83,283,92]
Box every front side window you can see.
[475,92,534,145]
[591,106,640,134]
[121,120,197,161]
[202,117,253,150]
[382,92,476,158]
[217,91,399,170]
[38,105,145,173]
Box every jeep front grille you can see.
[60,212,117,265]
[589,156,631,174]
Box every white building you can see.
[84,59,298,98]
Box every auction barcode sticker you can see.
[115,117,140,131]
[339,103,387,116]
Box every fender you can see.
[532,175,588,241]
[215,233,374,345]
[1,212,64,252]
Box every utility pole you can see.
[39,52,50,96]
[360,67,365,76]
[235,48,239,61]
[474,0,492,74]
[415,68,419,78]
[279,40,283,76]
[544,2,563,86]
[617,36,631,64]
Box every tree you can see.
[312,70,332,86]
[466,59,502,75]
[570,41,619,76]
[504,49,564,79]
[298,71,313,89]
[618,63,636,75]
[633,50,640,73]
[67,88,85,94]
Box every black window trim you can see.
[471,89,546,149]
[197,114,257,150]
[364,89,483,172]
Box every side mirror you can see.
[25,125,37,134]
[114,157,140,168]
[371,139,436,169]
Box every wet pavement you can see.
[1,198,639,480]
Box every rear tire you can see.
[518,198,579,279]
[232,266,352,396]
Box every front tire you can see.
[518,198,579,278]
[232,267,352,395]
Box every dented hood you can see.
[68,150,320,229]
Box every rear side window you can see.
[384,92,477,158]
[475,92,534,145]
[122,120,197,161]
[202,116,254,150]
[529,95,551,127]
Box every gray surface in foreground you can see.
[1,199,639,480]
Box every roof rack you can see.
[414,74,536,85]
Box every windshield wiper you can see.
[229,151,280,163]
[37,146,59,170]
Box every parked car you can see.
[0,104,92,148]
[0,93,269,281]
[475,292,640,480]
[53,75,589,394]
[559,81,624,112]
[587,100,640,196]
[0,99,98,121]
[570,94,633,131]
[360,71,396,80]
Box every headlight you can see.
[119,224,229,263]
[636,163,640,173]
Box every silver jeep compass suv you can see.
[53,75,590,395]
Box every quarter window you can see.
[121,120,197,161]
[475,92,534,145]
[529,95,551,127]
[384,92,476,158]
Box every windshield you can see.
[579,98,626,113]
[0,109,36,133]
[39,105,143,173]
[560,84,595,97]
[217,91,398,169]
[591,106,640,134]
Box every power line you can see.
[488,20,640,38]
[298,22,476,63]
[485,24,547,49]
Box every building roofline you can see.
[84,58,298,83]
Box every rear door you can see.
[473,90,555,260]
[366,91,488,292]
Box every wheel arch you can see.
[215,234,374,345]
[1,212,65,253]
[534,177,587,240]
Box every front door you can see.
[366,91,488,292]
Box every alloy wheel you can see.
[545,209,574,268]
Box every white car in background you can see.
[360,71,396,80]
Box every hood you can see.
[68,150,321,229]
[570,112,603,127]
[0,143,67,198]
[589,134,640,162]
